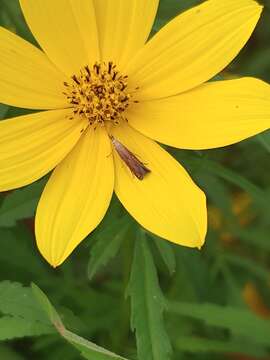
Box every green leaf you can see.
[88,216,130,280]
[0,316,52,341]
[174,336,267,357]
[205,160,265,203]
[0,179,45,227]
[222,253,270,282]
[0,281,53,340]
[168,301,270,346]
[0,227,49,277]
[257,130,270,152]
[186,157,267,206]
[0,344,26,360]
[31,283,129,360]
[0,104,9,120]
[198,173,234,223]
[0,281,51,323]
[0,0,36,44]
[236,228,270,251]
[152,235,176,275]
[127,231,172,360]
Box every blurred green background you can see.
[1,0,270,359]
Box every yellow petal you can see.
[128,77,270,149]
[127,0,262,100]
[0,109,86,191]
[111,123,207,248]
[35,127,114,267]
[20,0,99,76]
[0,27,68,109]
[93,0,159,68]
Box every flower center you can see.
[64,62,135,127]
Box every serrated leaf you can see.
[0,281,54,340]
[88,216,130,280]
[0,180,45,227]
[152,235,176,275]
[168,301,270,346]
[0,316,52,340]
[31,283,129,360]
[127,231,172,360]
[62,330,128,360]
[0,281,50,323]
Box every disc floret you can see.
[64,62,133,126]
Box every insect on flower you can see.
[109,135,150,180]
[0,0,268,267]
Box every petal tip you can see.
[38,248,66,268]
[50,259,64,269]
[251,0,263,17]
[50,262,59,269]
[196,236,206,251]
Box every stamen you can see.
[64,62,138,127]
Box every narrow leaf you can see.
[0,180,45,227]
[168,301,270,346]
[257,130,270,152]
[88,217,130,280]
[127,231,172,360]
[0,281,51,323]
[0,104,9,120]
[31,283,129,360]
[236,228,270,251]
[204,159,265,204]
[174,336,267,357]
[222,253,270,282]
[0,316,52,340]
[152,235,176,275]
[185,157,267,206]
[0,281,54,340]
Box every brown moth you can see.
[109,135,151,180]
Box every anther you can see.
[72,75,80,85]
[64,62,139,127]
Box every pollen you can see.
[64,62,135,126]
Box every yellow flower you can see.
[0,0,268,267]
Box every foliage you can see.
[1,0,270,359]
